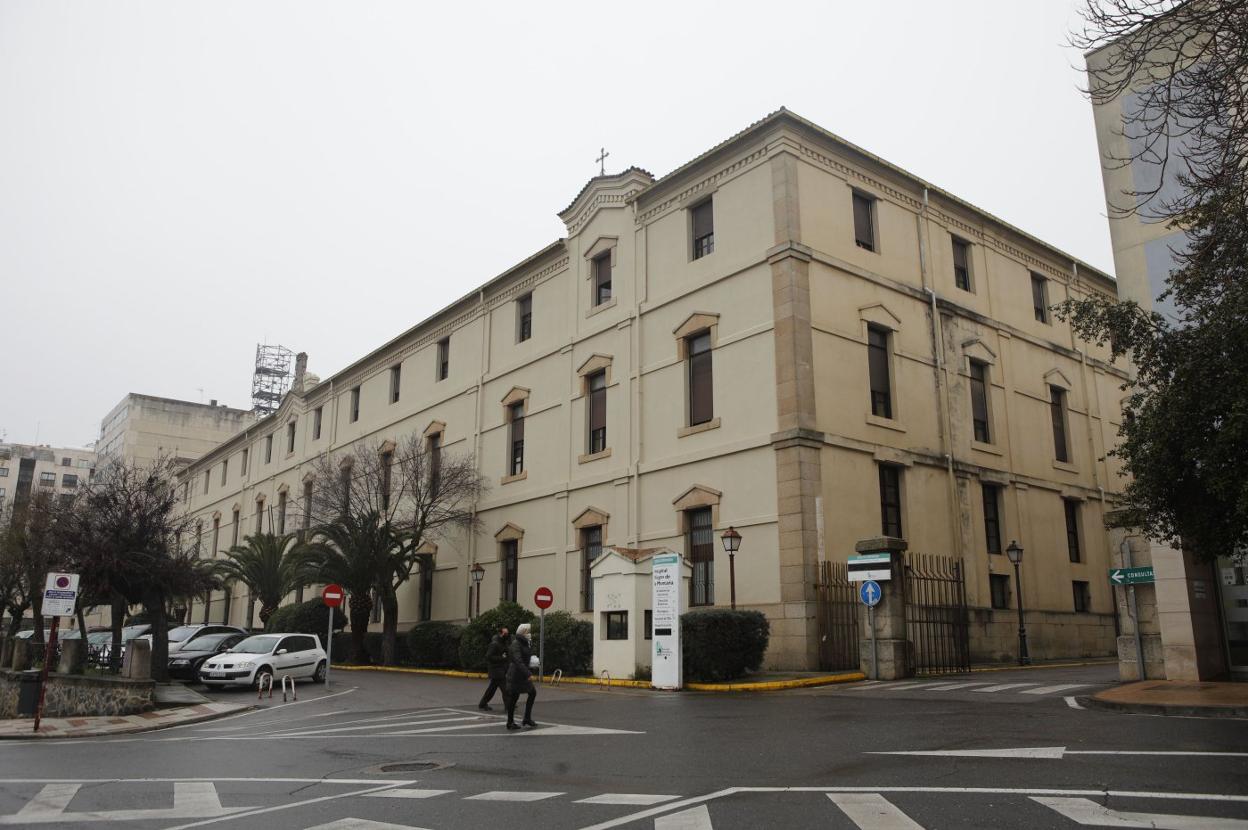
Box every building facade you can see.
[182,110,1128,670]
[97,394,255,471]
[0,442,96,517]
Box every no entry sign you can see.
[322,584,345,608]
[534,586,553,610]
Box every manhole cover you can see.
[376,761,452,773]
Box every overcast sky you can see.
[0,0,1113,449]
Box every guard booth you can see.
[589,547,691,681]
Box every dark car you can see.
[167,632,247,682]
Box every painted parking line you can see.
[307,819,429,830]
[363,788,454,800]
[466,791,564,802]
[828,792,923,829]
[920,682,990,691]
[654,805,713,829]
[1022,684,1089,695]
[972,683,1037,693]
[1034,796,1248,829]
[575,794,680,805]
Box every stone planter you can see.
[0,669,155,718]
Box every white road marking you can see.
[0,782,250,824]
[363,788,454,800]
[1065,696,1085,709]
[575,794,680,805]
[972,683,1037,693]
[1022,683,1089,695]
[12,783,79,819]
[179,686,358,726]
[920,682,990,691]
[0,778,413,784]
[654,805,713,829]
[514,724,643,736]
[163,782,409,830]
[246,709,451,736]
[467,790,564,802]
[827,793,923,829]
[1034,796,1248,828]
[871,747,1067,759]
[278,716,483,737]
[306,820,431,830]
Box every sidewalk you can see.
[1087,680,1248,718]
[0,701,250,739]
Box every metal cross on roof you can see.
[596,147,610,176]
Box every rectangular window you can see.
[687,507,714,606]
[277,490,287,535]
[508,403,525,476]
[644,609,653,640]
[231,509,240,547]
[691,199,714,259]
[1073,580,1091,613]
[419,559,434,622]
[1031,273,1049,323]
[265,434,273,463]
[687,332,714,426]
[428,432,442,488]
[0,468,7,477]
[436,337,450,381]
[350,387,361,423]
[868,325,893,419]
[517,293,532,342]
[587,371,607,454]
[0,488,5,499]
[604,611,628,641]
[39,471,56,486]
[241,448,248,474]
[220,460,228,486]
[853,192,876,251]
[1065,500,1082,563]
[301,481,312,538]
[202,470,209,494]
[389,365,402,404]
[593,252,612,306]
[255,504,264,534]
[286,421,295,453]
[878,464,903,538]
[982,484,1002,555]
[61,474,77,489]
[1050,385,1069,463]
[990,574,1011,609]
[969,360,991,443]
[500,540,518,603]
[61,457,70,467]
[581,525,602,611]
[313,407,322,440]
[952,237,972,291]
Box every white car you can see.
[198,633,327,689]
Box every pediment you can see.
[858,303,901,330]
[494,522,525,542]
[577,354,614,377]
[558,168,655,235]
[572,505,610,529]
[961,337,998,365]
[1044,368,1074,390]
[501,386,531,407]
[672,484,722,511]
[423,420,447,438]
[673,312,720,340]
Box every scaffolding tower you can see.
[252,344,294,415]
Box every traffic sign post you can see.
[1109,566,1155,585]
[534,587,553,682]
[321,584,345,687]
[35,573,78,733]
[860,579,882,680]
[848,553,893,582]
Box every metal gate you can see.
[903,553,970,675]
[815,560,860,671]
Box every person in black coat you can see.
[478,626,510,711]
[504,622,537,729]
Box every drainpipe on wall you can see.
[467,288,487,617]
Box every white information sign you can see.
[42,572,80,618]
[651,552,683,691]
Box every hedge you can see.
[265,599,347,643]
[405,621,463,668]
[457,602,537,671]
[536,610,592,675]
[680,608,770,682]
[330,630,413,665]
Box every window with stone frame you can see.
[418,557,434,622]
[853,191,876,251]
[878,464,903,538]
[507,402,525,476]
[349,387,361,422]
[500,539,518,603]
[287,421,296,453]
[691,198,714,259]
[587,371,607,454]
[1064,499,1082,563]
[868,325,893,419]
[982,483,1003,555]
[277,490,287,535]
[593,251,612,306]
[990,573,1011,609]
[312,407,323,440]
[389,365,402,404]
[952,236,972,291]
[1050,385,1070,463]
[686,506,714,607]
[580,525,602,612]
[517,293,533,342]
[265,434,274,462]
[969,360,991,442]
[1072,580,1091,613]
[1031,273,1050,323]
[687,331,714,427]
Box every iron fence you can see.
[903,552,970,676]
[815,560,860,671]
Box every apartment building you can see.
[97,393,255,471]
[0,442,96,516]
[182,109,1127,670]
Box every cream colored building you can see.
[1087,38,1238,681]
[182,110,1128,671]
[97,393,255,471]
[0,442,96,517]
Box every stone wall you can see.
[969,608,1117,664]
[0,670,155,718]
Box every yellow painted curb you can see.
[332,663,865,692]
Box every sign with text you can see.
[1109,566,1155,586]
[651,552,684,691]
[42,572,79,618]
[848,553,892,582]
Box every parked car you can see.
[165,624,247,654]
[198,633,327,689]
[168,632,246,682]
[94,624,151,667]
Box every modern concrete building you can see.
[97,394,255,471]
[182,109,1128,671]
[0,442,96,517]
[1087,36,1239,681]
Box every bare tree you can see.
[300,434,484,664]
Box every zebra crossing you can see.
[833,679,1096,698]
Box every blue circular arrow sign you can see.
[859,580,882,607]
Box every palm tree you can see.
[295,511,400,664]
[213,532,306,627]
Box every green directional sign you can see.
[1109,566,1155,585]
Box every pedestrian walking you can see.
[504,622,537,730]
[478,625,510,711]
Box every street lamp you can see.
[721,526,742,610]
[1005,540,1030,666]
[470,563,485,619]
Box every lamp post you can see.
[470,563,484,619]
[721,526,742,610]
[1005,540,1030,666]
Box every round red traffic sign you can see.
[322,584,345,608]
[534,586,554,610]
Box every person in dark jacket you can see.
[504,622,537,729]
[478,626,510,711]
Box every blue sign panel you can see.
[859,580,882,607]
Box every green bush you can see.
[680,608,770,682]
[405,621,463,668]
[329,631,412,665]
[537,610,592,675]
[457,601,536,671]
[265,599,347,643]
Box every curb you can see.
[1081,695,1248,719]
[0,704,256,740]
[969,659,1118,674]
[332,664,865,692]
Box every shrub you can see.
[329,631,411,665]
[680,608,770,682]
[536,610,592,675]
[265,599,347,644]
[405,621,463,668]
[457,601,536,671]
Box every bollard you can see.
[257,673,274,699]
[281,675,296,702]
